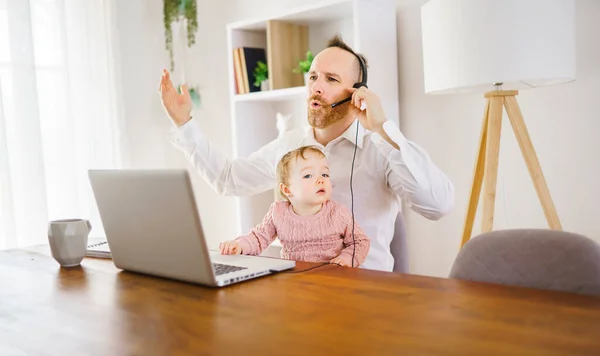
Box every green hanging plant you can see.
[164,0,198,72]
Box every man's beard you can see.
[307,95,351,129]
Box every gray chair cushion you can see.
[449,229,600,296]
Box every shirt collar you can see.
[303,118,366,149]
[340,119,366,149]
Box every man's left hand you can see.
[330,257,350,267]
[346,87,387,134]
[346,87,399,150]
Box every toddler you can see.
[219,145,370,267]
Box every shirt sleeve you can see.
[334,202,371,267]
[169,118,279,196]
[234,202,278,255]
[372,120,455,220]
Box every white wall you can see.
[398,0,600,277]
[113,0,600,275]
[113,0,238,248]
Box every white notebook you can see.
[86,238,111,259]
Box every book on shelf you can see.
[233,47,267,95]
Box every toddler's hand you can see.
[219,240,242,255]
[330,257,349,267]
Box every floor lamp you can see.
[420,0,576,247]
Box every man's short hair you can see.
[326,34,368,83]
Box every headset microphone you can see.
[330,81,367,108]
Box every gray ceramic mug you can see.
[47,219,92,267]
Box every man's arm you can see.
[159,69,277,197]
[169,118,279,196]
[373,120,455,220]
[346,86,454,220]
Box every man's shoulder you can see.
[253,127,308,160]
[273,126,312,156]
[279,126,310,143]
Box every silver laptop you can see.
[87,169,295,287]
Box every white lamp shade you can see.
[420,0,576,94]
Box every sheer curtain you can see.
[0,0,127,249]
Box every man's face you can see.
[306,48,358,129]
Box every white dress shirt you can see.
[170,118,454,272]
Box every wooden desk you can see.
[2,247,600,355]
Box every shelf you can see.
[233,86,306,103]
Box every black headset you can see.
[330,52,368,108]
[328,50,367,268]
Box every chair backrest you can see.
[390,212,409,273]
[449,229,600,295]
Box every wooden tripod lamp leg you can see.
[461,99,490,247]
[504,96,562,230]
[481,96,504,233]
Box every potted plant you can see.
[293,50,314,85]
[163,0,198,72]
[253,61,269,91]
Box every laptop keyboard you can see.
[212,263,248,276]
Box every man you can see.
[158,35,454,272]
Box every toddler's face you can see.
[285,151,332,206]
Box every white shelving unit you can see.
[226,0,399,236]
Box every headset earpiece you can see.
[354,54,368,89]
[331,52,368,107]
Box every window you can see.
[0,0,124,249]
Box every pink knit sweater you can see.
[235,200,370,266]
